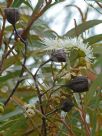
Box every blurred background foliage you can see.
[0,0,102,136]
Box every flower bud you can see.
[67,76,89,93]
[23,104,35,118]
[61,99,74,112]
[4,8,20,25]
[51,49,66,62]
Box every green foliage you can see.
[12,0,26,7]
[87,0,102,2]
[64,20,102,37]
[84,34,102,44]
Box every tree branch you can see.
[22,0,52,39]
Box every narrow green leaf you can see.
[64,20,102,37]
[84,73,102,106]
[23,1,33,11]
[87,0,102,2]
[3,55,20,71]
[94,55,102,67]
[12,0,25,7]
[0,109,23,122]
[0,71,20,83]
[93,44,102,54]
[84,34,102,45]
[55,0,65,2]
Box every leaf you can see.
[94,55,102,67]
[31,19,58,38]
[0,108,23,122]
[93,44,102,54]
[55,0,65,2]
[88,94,100,136]
[12,0,25,7]
[2,55,21,71]
[23,1,33,11]
[87,0,102,2]
[0,71,20,83]
[64,20,102,37]
[0,116,27,136]
[84,34,102,45]
[84,73,102,106]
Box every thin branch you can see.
[33,71,47,136]
[96,2,102,8]
[46,108,60,117]
[41,71,69,96]
[0,0,12,47]
[79,94,91,136]
[4,79,24,106]
[31,59,53,135]
[61,119,76,136]
[0,32,14,74]
[0,14,6,47]
[34,59,51,78]
[22,0,52,39]
[20,59,51,135]
[84,0,102,14]
[4,25,27,106]
[66,4,84,22]
[74,19,78,38]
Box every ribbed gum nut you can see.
[51,49,66,62]
[61,99,74,112]
[4,8,20,25]
[68,76,89,93]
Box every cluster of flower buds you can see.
[23,104,35,118]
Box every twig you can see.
[0,14,6,47]
[22,0,52,39]
[96,2,102,8]
[0,0,12,47]
[41,71,69,96]
[74,19,78,38]
[51,61,55,81]
[66,4,84,22]
[49,113,76,136]
[33,73,47,136]
[46,108,60,117]
[84,0,102,14]
[61,119,76,136]
[23,127,41,136]
[32,59,52,136]
[20,59,51,135]
[79,94,91,136]
[0,32,14,74]
[34,59,51,78]
[4,79,24,106]
[4,25,27,106]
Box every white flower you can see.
[23,104,35,118]
[42,37,94,62]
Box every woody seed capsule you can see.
[61,99,74,112]
[51,49,66,62]
[4,8,20,25]
[66,76,89,93]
